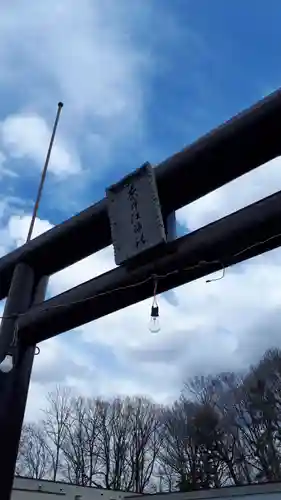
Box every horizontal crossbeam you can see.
[18,188,281,344]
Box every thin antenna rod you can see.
[26,102,64,243]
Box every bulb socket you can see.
[151,305,159,318]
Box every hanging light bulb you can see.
[149,276,161,333]
[0,353,13,373]
[149,305,161,333]
[0,323,18,374]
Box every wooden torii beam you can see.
[19,188,281,344]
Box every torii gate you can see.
[1,89,281,499]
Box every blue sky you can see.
[1,1,281,418]
[2,0,279,224]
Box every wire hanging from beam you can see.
[0,227,278,323]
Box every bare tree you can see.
[16,422,51,479]
[60,396,88,485]
[83,398,103,486]
[16,424,29,476]
[18,347,281,492]
[126,397,162,493]
[154,462,178,492]
[95,396,161,492]
[159,373,252,492]
[186,374,247,486]
[43,386,72,481]
[232,350,281,483]
[96,397,132,490]
[60,396,102,486]
[159,399,202,491]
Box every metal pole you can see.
[0,102,62,498]
[0,275,48,499]
[26,102,63,242]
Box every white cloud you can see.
[178,156,281,231]
[8,214,53,245]
[0,151,18,179]
[0,112,80,177]
[0,0,152,176]
[49,246,116,296]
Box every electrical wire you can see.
[0,229,280,322]
[152,275,159,307]
[206,263,225,283]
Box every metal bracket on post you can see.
[165,211,177,242]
